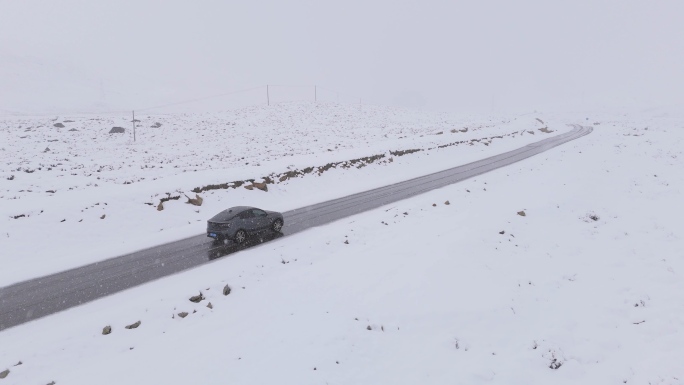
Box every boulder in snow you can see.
[189,292,204,303]
[109,127,125,134]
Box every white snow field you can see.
[0,108,683,384]
[0,102,561,285]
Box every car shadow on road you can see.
[207,232,284,260]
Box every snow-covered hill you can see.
[0,111,682,384]
[0,102,559,285]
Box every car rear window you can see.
[209,210,235,222]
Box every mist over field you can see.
[2,0,683,114]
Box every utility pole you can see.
[267,85,270,106]
[132,110,136,142]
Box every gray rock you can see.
[517,211,526,217]
[68,128,79,132]
[189,292,204,303]
[53,123,65,128]
[125,320,141,329]
[109,127,125,134]
[151,122,162,128]
[223,284,231,296]
[102,325,112,335]
[207,302,213,309]
[178,312,188,318]
[0,369,8,379]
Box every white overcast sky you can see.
[1,0,683,113]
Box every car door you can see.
[238,209,258,233]
[250,209,270,230]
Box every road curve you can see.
[0,125,592,332]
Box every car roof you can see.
[209,206,255,222]
[226,206,254,213]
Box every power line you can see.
[267,84,315,88]
[137,85,265,112]
[1,84,374,117]
[317,86,367,104]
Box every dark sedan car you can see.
[207,206,284,244]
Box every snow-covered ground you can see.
[1,108,683,384]
[0,102,560,285]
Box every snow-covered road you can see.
[0,126,591,331]
[0,103,559,286]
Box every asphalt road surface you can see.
[0,125,592,331]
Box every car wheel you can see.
[234,230,247,244]
[272,219,283,232]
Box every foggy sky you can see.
[1,0,683,114]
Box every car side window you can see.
[252,209,267,217]
[238,210,253,219]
